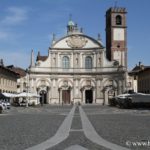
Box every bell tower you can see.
[106,7,127,68]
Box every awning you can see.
[17,92,40,98]
[0,92,40,98]
[2,92,18,98]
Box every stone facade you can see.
[28,7,128,105]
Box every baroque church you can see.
[28,7,127,105]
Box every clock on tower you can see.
[106,7,127,68]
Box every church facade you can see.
[28,7,127,105]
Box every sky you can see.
[0,0,150,70]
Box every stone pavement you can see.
[0,105,150,150]
[0,105,71,150]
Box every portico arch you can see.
[102,79,117,105]
[39,90,47,104]
[80,79,96,104]
[36,79,51,104]
[58,80,73,104]
[37,86,50,104]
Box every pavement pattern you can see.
[0,105,150,150]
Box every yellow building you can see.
[0,59,19,94]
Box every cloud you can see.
[1,7,28,25]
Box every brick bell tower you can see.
[106,7,127,68]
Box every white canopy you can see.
[2,92,18,98]
[2,92,40,98]
[17,92,40,98]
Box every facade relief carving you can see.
[66,35,88,48]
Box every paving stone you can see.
[83,105,150,150]
[1,105,150,150]
[64,144,88,150]
[48,131,109,150]
[0,105,72,150]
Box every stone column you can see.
[118,80,122,95]
[47,87,50,104]
[104,89,109,105]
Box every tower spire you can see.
[98,33,101,41]
[30,49,34,67]
[52,33,56,45]
[67,14,75,34]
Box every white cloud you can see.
[0,7,28,41]
[2,7,28,25]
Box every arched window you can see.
[116,15,122,25]
[62,56,70,69]
[85,56,92,69]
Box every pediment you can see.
[52,34,104,49]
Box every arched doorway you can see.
[103,86,117,105]
[40,90,47,104]
[62,89,70,104]
[108,89,115,99]
[59,80,72,104]
[85,89,93,103]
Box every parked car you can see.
[109,92,150,108]
[0,100,11,110]
[5,100,11,109]
[0,105,3,113]
[0,101,5,113]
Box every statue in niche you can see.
[98,57,101,64]
[76,58,78,65]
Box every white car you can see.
[5,101,11,109]
[0,102,5,112]
[0,100,11,110]
[116,93,150,108]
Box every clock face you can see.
[113,28,124,41]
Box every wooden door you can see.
[62,90,70,104]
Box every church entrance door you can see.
[40,90,47,104]
[62,90,70,104]
[85,90,93,103]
